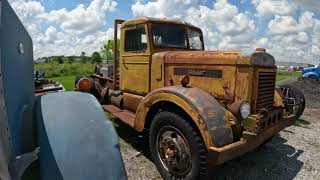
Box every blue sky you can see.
[8,0,320,64]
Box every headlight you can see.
[240,102,251,119]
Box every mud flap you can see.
[35,92,127,180]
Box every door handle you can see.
[122,58,128,70]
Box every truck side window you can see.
[188,29,203,50]
[125,27,147,52]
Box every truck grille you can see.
[255,71,276,112]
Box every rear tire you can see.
[149,111,207,180]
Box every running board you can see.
[102,105,136,127]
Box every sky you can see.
[7,0,320,64]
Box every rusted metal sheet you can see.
[174,68,223,78]
[208,115,294,165]
[234,67,253,103]
[243,108,283,134]
[135,86,234,148]
[123,93,143,112]
[121,17,201,31]
[163,51,241,65]
[150,52,167,91]
[165,64,236,101]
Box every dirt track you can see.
[113,78,320,180]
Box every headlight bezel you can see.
[240,102,251,119]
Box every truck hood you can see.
[158,50,276,67]
[153,50,276,101]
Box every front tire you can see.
[149,111,207,180]
[308,75,318,81]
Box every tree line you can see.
[36,39,120,65]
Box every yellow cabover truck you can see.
[76,17,305,180]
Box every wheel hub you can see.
[157,126,191,177]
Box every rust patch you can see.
[174,68,223,78]
[145,86,234,147]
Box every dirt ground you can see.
[113,78,320,180]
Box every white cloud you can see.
[299,11,315,29]
[132,0,257,50]
[7,0,320,64]
[8,0,117,59]
[268,16,302,34]
[132,0,204,19]
[292,0,320,11]
[252,0,296,17]
[250,0,319,64]
[44,0,117,34]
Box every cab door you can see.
[120,25,151,95]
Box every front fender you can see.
[36,92,126,180]
[303,72,318,79]
[135,86,234,148]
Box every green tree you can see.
[67,57,75,64]
[90,52,102,64]
[80,52,88,63]
[44,57,49,63]
[100,39,120,63]
[54,56,64,64]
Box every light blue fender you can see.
[302,71,319,80]
[0,1,127,179]
[36,92,127,180]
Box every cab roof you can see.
[121,17,201,30]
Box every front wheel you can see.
[149,111,207,180]
[308,75,318,81]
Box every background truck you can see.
[303,65,320,81]
[76,17,305,180]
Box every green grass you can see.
[49,76,75,91]
[35,62,95,78]
[276,71,301,82]
[35,62,95,91]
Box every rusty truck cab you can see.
[118,17,205,96]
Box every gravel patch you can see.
[117,108,320,180]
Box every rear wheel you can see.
[149,111,207,180]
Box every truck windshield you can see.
[152,24,203,50]
[152,24,187,48]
